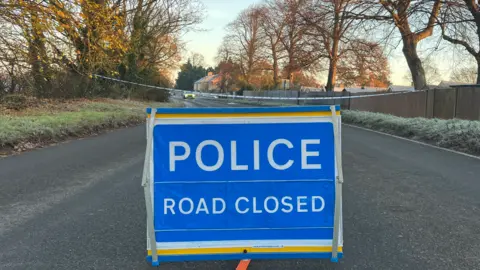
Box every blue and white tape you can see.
[93,74,419,101]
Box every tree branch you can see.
[415,0,442,42]
[440,23,479,57]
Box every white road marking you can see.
[344,124,480,161]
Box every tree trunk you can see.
[326,6,340,92]
[9,62,16,93]
[272,49,278,88]
[326,56,338,92]
[126,0,145,80]
[29,43,44,97]
[402,38,427,90]
[326,36,340,92]
[29,12,50,97]
[245,68,251,85]
[286,50,295,89]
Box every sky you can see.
[182,0,258,68]
[182,0,471,86]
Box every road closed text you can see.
[163,195,326,215]
[169,139,322,172]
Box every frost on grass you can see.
[343,110,480,155]
[0,99,182,149]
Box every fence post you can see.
[341,91,350,110]
[453,87,459,119]
[348,92,351,110]
[425,89,435,118]
[424,90,428,118]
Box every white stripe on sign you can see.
[155,227,333,232]
[155,179,333,184]
[155,239,336,249]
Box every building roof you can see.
[194,74,221,84]
[388,85,415,92]
[437,81,465,87]
[333,86,388,93]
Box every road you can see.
[1,97,479,270]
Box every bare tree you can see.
[357,0,442,90]
[259,2,286,87]
[215,38,243,92]
[189,52,205,68]
[0,0,54,96]
[403,57,441,86]
[219,0,325,90]
[217,59,242,92]
[0,23,27,93]
[450,65,477,84]
[337,40,390,88]
[215,38,235,64]
[440,0,480,84]
[226,5,265,85]
[300,0,371,91]
[277,0,322,87]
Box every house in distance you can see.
[194,72,222,92]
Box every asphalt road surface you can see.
[1,97,479,270]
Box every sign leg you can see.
[330,105,344,262]
[142,108,159,266]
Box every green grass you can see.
[0,99,182,147]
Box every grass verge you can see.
[0,98,183,154]
[343,110,480,156]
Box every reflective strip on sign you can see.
[147,246,343,256]
[147,111,341,118]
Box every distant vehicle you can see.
[183,92,195,99]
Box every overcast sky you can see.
[182,0,471,86]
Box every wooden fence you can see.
[244,86,480,121]
[349,86,480,120]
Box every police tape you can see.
[93,74,419,101]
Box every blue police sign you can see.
[142,106,344,266]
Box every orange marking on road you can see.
[236,259,251,270]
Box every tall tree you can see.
[440,0,480,84]
[357,0,442,90]
[215,38,235,63]
[1,0,53,96]
[190,52,206,68]
[226,5,265,85]
[215,39,243,92]
[48,0,128,75]
[300,0,367,91]
[337,40,390,88]
[259,2,285,87]
[216,59,242,92]
[0,0,206,98]
[126,0,204,80]
[175,59,207,90]
[277,0,321,86]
